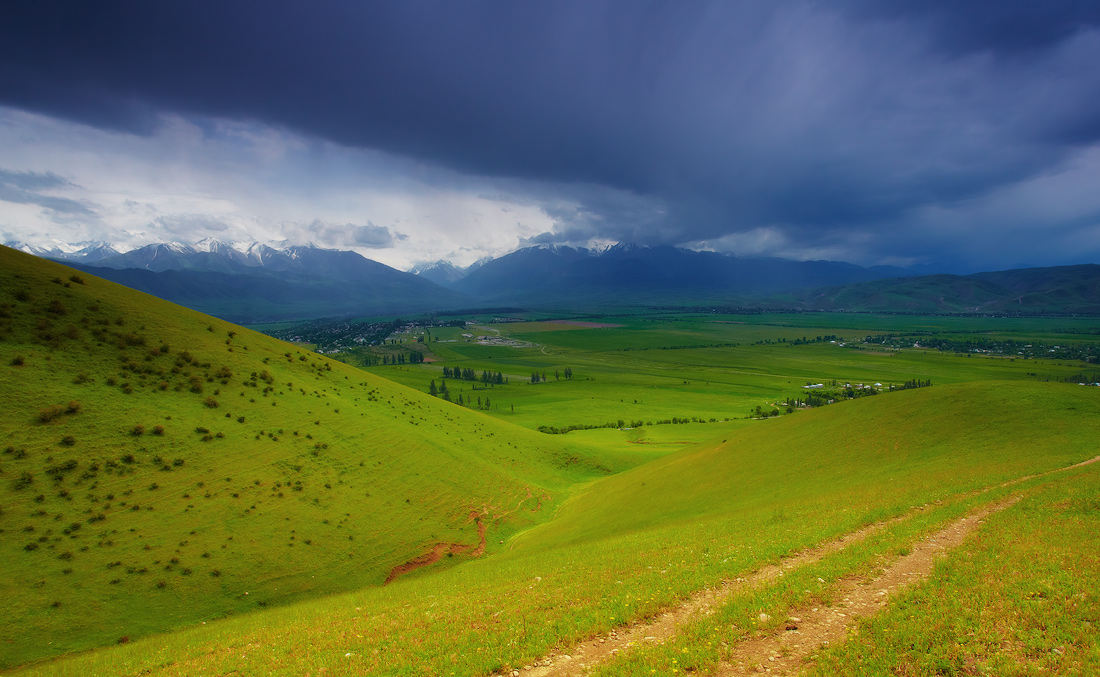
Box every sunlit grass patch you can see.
[804,464,1100,677]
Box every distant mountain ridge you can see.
[4,239,121,262]
[791,264,1100,314]
[448,243,914,304]
[9,239,1098,317]
[29,239,471,323]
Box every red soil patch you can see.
[384,515,488,584]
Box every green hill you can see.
[0,246,623,668]
[11,377,1098,676]
[515,379,1099,551]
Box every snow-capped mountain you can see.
[4,240,121,262]
[408,257,490,287]
[4,238,470,322]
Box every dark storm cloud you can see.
[0,168,94,215]
[842,0,1100,55]
[2,1,1100,267]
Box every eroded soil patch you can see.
[384,516,487,584]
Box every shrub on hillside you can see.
[38,405,66,423]
[131,425,145,436]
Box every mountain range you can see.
[5,239,468,323]
[5,239,1100,319]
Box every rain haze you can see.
[2,1,1100,272]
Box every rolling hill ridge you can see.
[0,245,619,668]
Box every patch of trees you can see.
[786,379,931,410]
[265,318,399,353]
[380,352,423,365]
[442,367,505,384]
[427,379,493,409]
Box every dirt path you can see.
[715,495,1019,675]
[497,510,916,676]
[497,456,1100,677]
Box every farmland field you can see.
[351,311,1100,435]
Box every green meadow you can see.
[3,245,1099,675]
[359,313,1098,436]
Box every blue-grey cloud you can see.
[305,219,404,249]
[0,168,95,215]
[2,1,1100,269]
[154,214,230,238]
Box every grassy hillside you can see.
[515,380,1100,550]
[0,246,624,668]
[13,379,1098,676]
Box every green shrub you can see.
[131,425,145,436]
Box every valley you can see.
[2,246,1098,675]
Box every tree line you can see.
[441,367,506,384]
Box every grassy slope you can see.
[0,246,621,668]
[15,379,1099,676]
[807,462,1100,676]
[515,380,1100,550]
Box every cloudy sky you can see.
[2,1,1100,272]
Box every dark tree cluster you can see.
[442,367,503,384]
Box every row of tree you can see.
[785,379,932,410]
[531,367,573,383]
[441,367,506,384]
[427,379,492,409]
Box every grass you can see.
[11,380,1098,676]
[805,463,1100,676]
[357,313,1098,435]
[4,244,1100,674]
[0,247,626,668]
